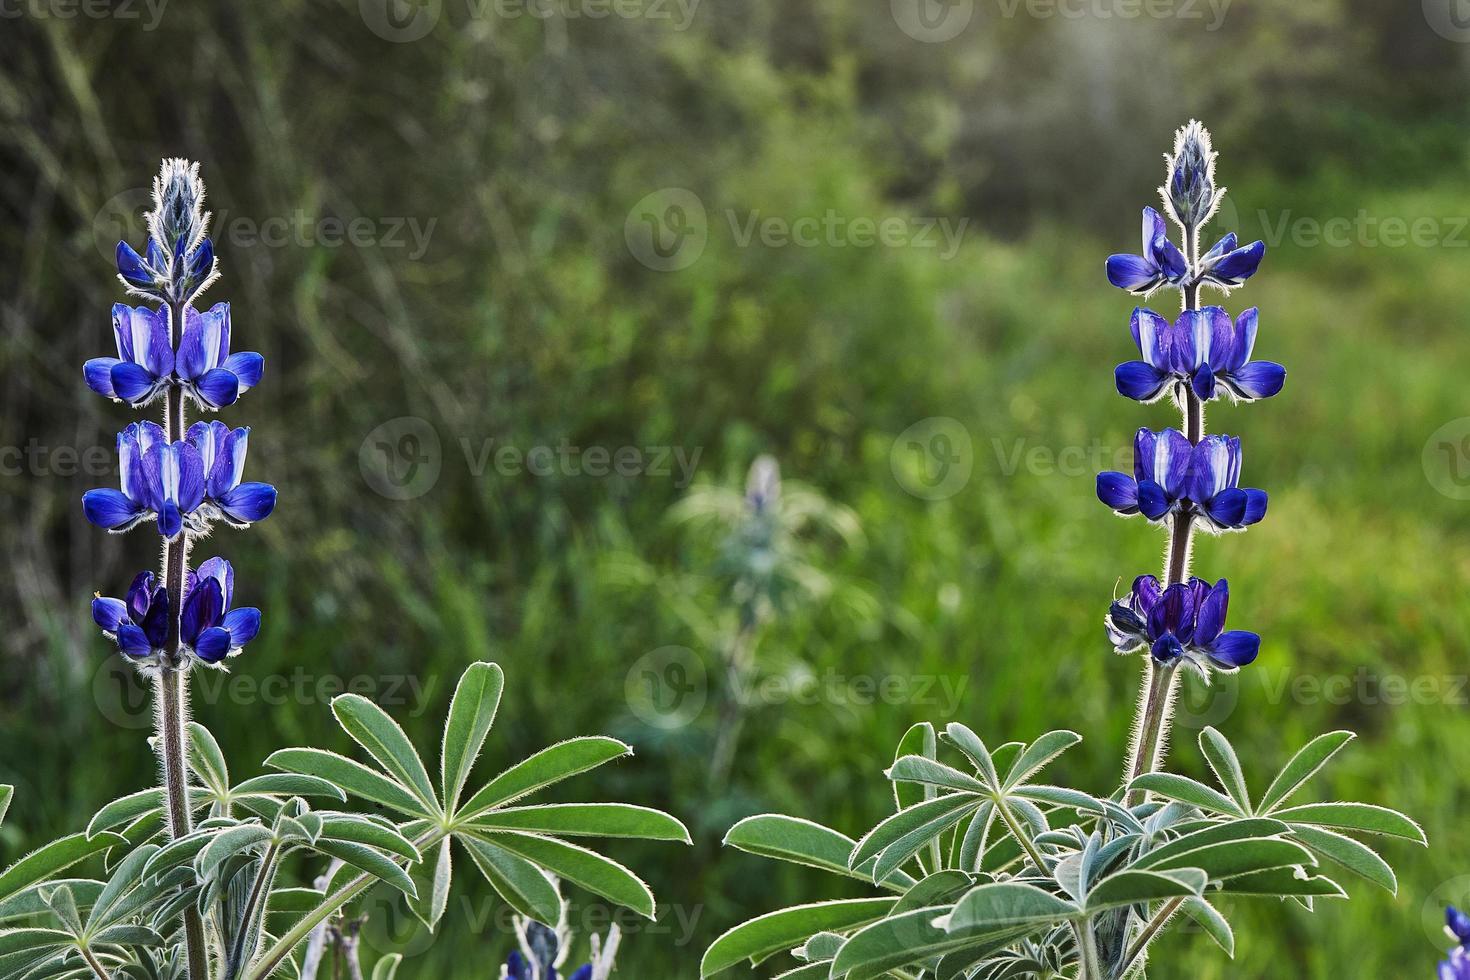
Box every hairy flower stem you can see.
[157,298,210,980]
[1123,225,1206,806]
[81,947,114,980]
[1074,919,1103,980]
[1117,896,1186,977]
[708,618,758,793]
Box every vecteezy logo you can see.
[891,0,975,43]
[625,646,707,730]
[360,0,441,42]
[1424,0,1470,42]
[1423,417,1470,500]
[890,417,974,500]
[624,188,708,272]
[93,657,154,731]
[91,187,153,266]
[360,416,443,500]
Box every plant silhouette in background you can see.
[669,455,865,790]
[700,122,1423,979]
[0,162,688,980]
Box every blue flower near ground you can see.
[1115,306,1286,404]
[1105,574,1260,674]
[92,571,169,661]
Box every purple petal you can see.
[1204,487,1248,528]
[217,483,277,526]
[1225,361,1285,401]
[83,489,144,531]
[140,307,174,377]
[223,352,264,391]
[192,627,232,663]
[1133,428,1157,484]
[1153,237,1188,282]
[1208,240,1266,286]
[110,361,162,406]
[1191,363,1217,402]
[1115,361,1171,402]
[116,241,153,287]
[1227,308,1259,371]
[177,306,211,380]
[1137,480,1169,521]
[1132,575,1163,613]
[1157,429,1194,497]
[1130,308,1171,368]
[84,358,122,398]
[182,577,223,645]
[1207,630,1260,668]
[194,368,240,409]
[222,607,261,646]
[1106,253,1160,293]
[115,623,154,659]
[156,501,183,540]
[1242,488,1268,525]
[1172,310,1205,374]
[196,557,234,608]
[1195,580,1229,645]
[1097,472,1140,513]
[1187,436,1233,503]
[92,597,129,633]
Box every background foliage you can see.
[2,1,1469,975]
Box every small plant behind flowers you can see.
[700,122,1426,979]
[0,161,689,980]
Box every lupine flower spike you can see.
[501,903,620,980]
[1439,906,1470,979]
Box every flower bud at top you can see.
[745,454,781,516]
[147,158,210,255]
[1160,119,1222,231]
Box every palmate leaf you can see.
[700,898,899,976]
[0,787,12,831]
[439,662,504,813]
[723,815,914,890]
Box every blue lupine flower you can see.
[178,303,264,411]
[83,422,205,539]
[187,421,277,528]
[92,571,168,661]
[1105,207,1188,296]
[1161,120,1220,229]
[84,305,174,407]
[180,557,260,664]
[504,951,592,980]
[1448,906,1470,947]
[1187,435,1268,532]
[1442,950,1470,980]
[1115,306,1286,404]
[1198,232,1266,290]
[1105,574,1260,674]
[1096,427,1192,523]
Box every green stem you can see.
[80,947,114,980]
[1118,896,1186,977]
[242,831,446,980]
[227,844,280,978]
[1073,919,1103,980]
[995,797,1049,872]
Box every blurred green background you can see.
[3,0,1470,975]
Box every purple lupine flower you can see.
[1441,950,1470,980]
[1096,427,1192,523]
[83,305,174,407]
[504,951,592,980]
[1186,435,1268,532]
[1161,120,1221,229]
[180,557,260,664]
[187,420,278,529]
[1115,306,1285,404]
[1198,232,1266,290]
[1105,574,1259,674]
[83,422,206,539]
[177,303,264,411]
[1105,207,1188,296]
[92,571,169,661]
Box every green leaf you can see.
[86,790,166,839]
[1084,869,1205,913]
[886,756,989,794]
[92,923,165,947]
[1198,728,1251,813]
[1215,867,1347,898]
[458,737,632,819]
[311,840,418,903]
[834,907,1036,979]
[892,724,937,815]
[459,835,560,925]
[479,832,655,920]
[1128,772,1243,816]
[1290,825,1397,893]
[0,929,71,956]
[1012,785,1106,813]
[1181,896,1234,957]
[0,881,103,925]
[439,662,505,813]
[1002,731,1081,789]
[1258,731,1355,813]
[467,804,689,843]
[265,748,429,818]
[941,882,1077,931]
[700,898,898,977]
[850,795,981,873]
[316,816,421,864]
[231,774,348,803]
[1272,803,1427,844]
[371,954,403,980]
[723,815,912,889]
[943,724,1000,788]
[1142,837,1315,881]
[332,695,441,815]
[187,723,231,796]
[871,801,980,885]
[198,824,273,878]
[0,786,12,830]
[406,839,453,931]
[0,833,126,904]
